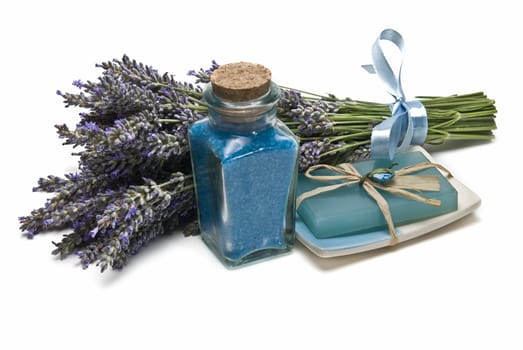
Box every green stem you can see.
[320,140,371,157]
[158,101,208,111]
[328,131,372,142]
[157,175,194,192]
[153,82,204,99]
[158,119,180,124]
[278,85,330,100]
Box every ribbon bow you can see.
[296,161,452,245]
[362,29,428,160]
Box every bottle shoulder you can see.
[189,118,298,162]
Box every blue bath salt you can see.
[296,151,458,239]
[189,118,298,267]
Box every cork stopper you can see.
[210,62,272,102]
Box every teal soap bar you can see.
[296,151,458,239]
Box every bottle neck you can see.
[204,82,281,133]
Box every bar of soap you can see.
[296,151,458,239]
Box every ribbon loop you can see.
[372,28,406,99]
[364,29,428,160]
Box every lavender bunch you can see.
[19,55,496,272]
[277,88,497,170]
[19,56,203,271]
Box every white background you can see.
[1,1,521,349]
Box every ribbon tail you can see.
[371,102,413,160]
[361,64,376,74]
[371,112,404,160]
[371,28,405,98]
[404,100,428,145]
[361,182,399,245]
[390,175,440,192]
[393,102,415,154]
[395,162,453,178]
[375,183,441,207]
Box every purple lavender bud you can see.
[26,229,35,239]
[72,221,82,229]
[110,169,120,178]
[120,234,129,248]
[89,227,99,238]
[112,152,125,160]
[72,80,84,88]
[124,206,137,221]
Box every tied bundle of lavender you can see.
[19,55,496,272]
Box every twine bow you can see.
[296,161,452,245]
[362,29,428,160]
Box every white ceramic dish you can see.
[295,146,481,257]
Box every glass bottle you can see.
[188,62,299,268]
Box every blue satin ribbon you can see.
[363,29,428,160]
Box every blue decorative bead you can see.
[370,171,394,184]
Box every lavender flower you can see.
[80,173,194,272]
[278,89,337,136]
[50,172,195,271]
[187,60,220,84]
[298,139,350,171]
[19,174,114,237]
[72,80,84,89]
[20,56,202,271]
